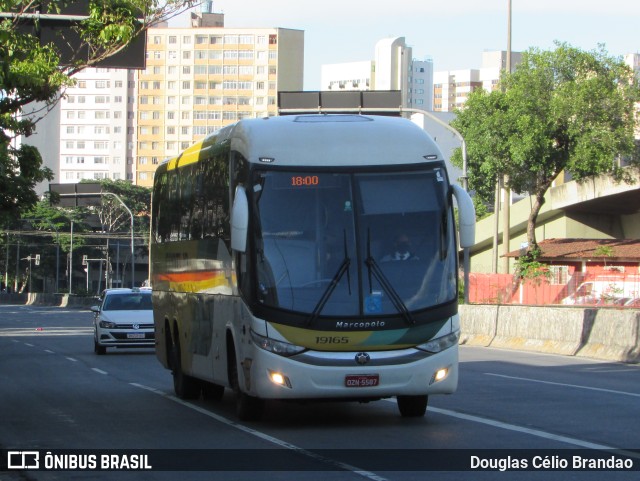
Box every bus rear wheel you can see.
[171,331,201,400]
[397,395,428,417]
[202,382,225,402]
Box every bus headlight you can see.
[250,330,306,357]
[416,330,460,353]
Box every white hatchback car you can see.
[91,288,154,355]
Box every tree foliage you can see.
[89,179,151,240]
[0,0,196,226]
[451,42,640,255]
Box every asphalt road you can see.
[1,304,639,481]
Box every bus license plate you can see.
[127,333,145,339]
[345,374,379,387]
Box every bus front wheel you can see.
[397,395,428,417]
[228,343,264,421]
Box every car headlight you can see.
[416,330,460,353]
[250,330,306,357]
[99,320,118,329]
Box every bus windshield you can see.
[253,167,456,318]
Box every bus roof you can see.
[229,114,444,167]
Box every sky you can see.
[172,0,640,90]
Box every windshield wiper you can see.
[365,229,415,325]
[306,230,352,326]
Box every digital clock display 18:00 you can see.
[291,175,320,186]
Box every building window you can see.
[548,266,570,285]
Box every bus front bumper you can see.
[245,344,458,400]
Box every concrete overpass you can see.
[470,169,640,273]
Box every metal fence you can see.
[467,272,640,307]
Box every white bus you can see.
[150,114,475,420]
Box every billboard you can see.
[9,1,146,69]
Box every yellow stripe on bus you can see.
[166,140,205,171]
[269,323,414,352]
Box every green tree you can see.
[89,179,151,238]
[451,42,640,257]
[0,0,196,226]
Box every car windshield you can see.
[252,167,456,318]
[103,293,152,311]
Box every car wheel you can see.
[94,336,106,355]
[397,395,428,417]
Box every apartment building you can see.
[407,58,434,111]
[320,37,432,109]
[321,61,374,91]
[56,68,136,184]
[135,20,304,187]
[30,10,303,190]
[433,50,522,112]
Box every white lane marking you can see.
[485,372,640,398]
[427,406,614,450]
[44,350,55,354]
[66,357,78,362]
[24,343,34,347]
[383,399,639,459]
[131,383,388,481]
[92,368,108,375]
[0,327,93,337]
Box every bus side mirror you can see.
[231,186,249,253]
[451,184,475,248]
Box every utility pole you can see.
[501,0,513,274]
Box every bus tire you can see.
[236,392,264,422]
[171,330,201,400]
[202,382,225,402]
[397,395,428,417]
[228,340,264,421]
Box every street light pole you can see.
[501,0,513,274]
[101,192,135,288]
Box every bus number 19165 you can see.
[316,336,349,344]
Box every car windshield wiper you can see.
[365,229,415,325]
[306,230,352,326]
